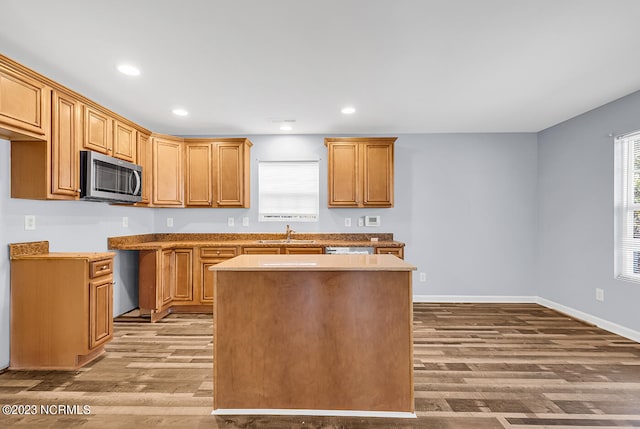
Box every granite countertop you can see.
[9,240,115,261]
[210,254,416,271]
[108,233,404,250]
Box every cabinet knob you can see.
[100,265,109,270]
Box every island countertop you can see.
[209,253,416,271]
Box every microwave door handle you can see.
[131,170,141,196]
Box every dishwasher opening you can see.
[325,246,374,255]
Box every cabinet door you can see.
[173,249,193,301]
[89,277,113,349]
[137,133,152,204]
[327,142,359,207]
[161,250,174,306]
[153,137,183,206]
[215,142,246,207]
[201,261,217,303]
[0,64,48,138]
[363,142,393,207]
[200,247,237,304]
[113,120,136,162]
[50,89,80,198]
[83,105,112,155]
[185,142,213,206]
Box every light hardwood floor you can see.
[1,303,639,428]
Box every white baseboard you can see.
[413,295,536,303]
[212,409,416,418]
[535,297,640,343]
[412,294,640,343]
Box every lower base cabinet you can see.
[10,250,115,369]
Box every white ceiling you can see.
[1,0,640,136]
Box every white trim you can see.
[413,295,536,303]
[535,297,640,343]
[212,409,417,418]
[411,294,640,343]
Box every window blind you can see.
[258,161,319,222]
[615,131,640,282]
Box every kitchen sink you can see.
[257,239,316,244]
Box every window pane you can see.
[634,140,640,170]
[635,173,640,204]
[635,211,640,239]
[634,252,640,274]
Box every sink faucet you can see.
[285,224,295,241]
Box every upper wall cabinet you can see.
[11,88,81,200]
[136,132,152,205]
[0,61,49,141]
[325,137,396,208]
[2,54,151,201]
[83,105,136,163]
[185,138,252,208]
[152,134,184,206]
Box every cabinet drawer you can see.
[375,247,404,259]
[200,247,237,259]
[90,259,113,278]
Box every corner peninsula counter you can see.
[210,254,416,418]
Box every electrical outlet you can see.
[595,288,604,302]
[166,217,174,227]
[358,217,364,227]
[419,272,427,282]
[228,217,235,227]
[344,217,351,227]
[24,215,36,231]
[122,216,129,227]
[242,216,249,227]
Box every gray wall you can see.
[0,139,154,368]
[537,90,640,333]
[0,132,538,369]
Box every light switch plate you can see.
[228,217,235,227]
[419,272,427,282]
[242,216,249,227]
[24,215,36,230]
[344,217,351,227]
[122,216,129,227]
[166,217,174,227]
[595,288,604,302]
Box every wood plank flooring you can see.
[0,303,639,428]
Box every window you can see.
[258,161,319,222]
[615,131,640,282]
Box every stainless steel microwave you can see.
[80,150,142,203]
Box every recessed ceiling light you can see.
[341,106,356,114]
[172,108,189,117]
[280,125,292,131]
[117,64,141,76]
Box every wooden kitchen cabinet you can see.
[113,120,136,162]
[9,242,114,369]
[136,132,152,204]
[152,134,184,206]
[242,247,282,254]
[139,247,197,321]
[375,247,404,259]
[325,137,396,207]
[199,247,238,304]
[215,139,252,207]
[11,88,80,200]
[82,106,136,162]
[173,248,194,302]
[184,138,252,208]
[0,59,49,140]
[185,141,213,206]
[284,247,324,254]
[83,105,112,154]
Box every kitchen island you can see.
[210,253,416,418]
